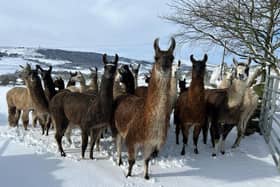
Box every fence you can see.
[259,74,280,171]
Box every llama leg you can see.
[21,110,29,130]
[38,116,45,135]
[221,124,234,153]
[232,126,242,148]
[116,134,123,166]
[15,109,21,126]
[55,132,66,157]
[45,116,51,136]
[89,129,100,159]
[95,132,101,152]
[65,125,73,145]
[175,123,180,145]
[8,106,17,127]
[31,110,38,128]
[81,130,89,159]
[181,124,190,155]
[126,143,136,177]
[143,145,154,180]
[211,124,222,157]
[193,125,202,154]
[202,119,209,144]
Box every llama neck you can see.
[79,78,87,92]
[98,76,114,120]
[89,77,98,92]
[170,74,178,107]
[43,77,56,101]
[133,72,138,88]
[25,79,49,113]
[227,79,247,108]
[218,78,232,89]
[145,66,172,124]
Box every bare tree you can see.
[164,0,280,75]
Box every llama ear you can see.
[233,58,238,66]
[247,57,252,66]
[103,53,107,64]
[48,66,52,73]
[190,55,196,63]
[137,63,140,69]
[154,38,160,53]
[178,60,181,67]
[95,67,98,72]
[203,54,208,63]
[168,37,176,53]
[114,54,119,64]
[19,65,24,69]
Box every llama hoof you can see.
[181,150,185,155]
[194,148,199,154]
[144,175,150,180]
[212,153,216,157]
[221,151,225,155]
[61,152,66,157]
[126,173,131,178]
[118,160,123,166]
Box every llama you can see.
[211,58,251,156]
[66,71,77,87]
[87,67,99,94]
[19,64,51,135]
[114,38,175,179]
[130,63,141,88]
[6,87,33,129]
[174,54,207,155]
[36,65,56,102]
[54,77,65,91]
[50,54,118,158]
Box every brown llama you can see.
[49,54,118,158]
[175,54,207,155]
[114,38,175,179]
[6,87,33,129]
[19,64,52,135]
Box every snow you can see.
[0,84,280,187]
[25,57,72,66]
[0,47,43,57]
[0,57,33,75]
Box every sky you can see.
[0,0,226,64]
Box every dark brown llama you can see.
[54,77,65,91]
[36,65,56,102]
[49,54,118,158]
[114,38,175,180]
[174,54,207,155]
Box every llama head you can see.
[130,63,141,75]
[36,65,52,80]
[179,78,186,90]
[190,54,207,78]
[153,37,176,74]
[144,71,151,84]
[102,53,118,79]
[89,67,98,80]
[19,63,40,83]
[118,64,135,88]
[54,77,65,90]
[233,57,251,81]
[70,71,84,82]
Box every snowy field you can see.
[1,83,280,187]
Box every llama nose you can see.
[239,74,244,80]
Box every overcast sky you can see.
[0,0,225,63]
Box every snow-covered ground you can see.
[1,83,280,187]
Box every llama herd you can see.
[5,37,259,180]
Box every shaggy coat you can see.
[114,38,175,179]
[50,54,118,159]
